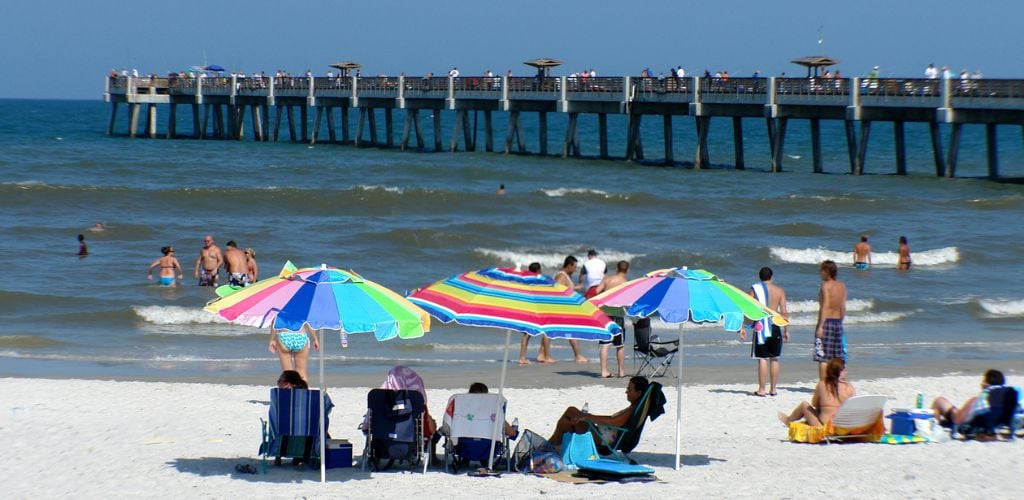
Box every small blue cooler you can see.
[886,410,931,436]
[325,439,353,469]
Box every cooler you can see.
[886,410,933,436]
[325,439,353,469]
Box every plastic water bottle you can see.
[340,331,349,349]
[915,393,924,409]
[511,417,519,438]
[581,402,589,415]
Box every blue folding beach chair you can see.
[361,388,427,473]
[440,393,512,473]
[952,386,1019,440]
[259,388,332,473]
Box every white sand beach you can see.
[3,375,1021,499]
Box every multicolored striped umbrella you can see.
[407,267,620,339]
[204,264,429,482]
[590,267,787,331]
[590,266,788,472]
[408,266,619,470]
[205,265,429,340]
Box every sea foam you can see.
[474,248,643,270]
[978,298,1024,317]
[769,246,959,267]
[132,305,226,325]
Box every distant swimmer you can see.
[853,235,872,270]
[194,235,223,286]
[497,183,506,195]
[88,222,105,232]
[224,240,250,287]
[147,246,183,286]
[897,236,912,271]
[77,234,88,256]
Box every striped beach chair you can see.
[259,388,332,473]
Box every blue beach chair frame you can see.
[258,388,331,473]
[361,388,427,473]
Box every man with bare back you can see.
[223,240,250,287]
[814,260,847,381]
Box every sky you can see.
[1,0,1021,100]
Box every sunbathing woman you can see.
[549,376,649,446]
[778,358,855,427]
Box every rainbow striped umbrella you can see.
[407,267,620,340]
[590,266,788,472]
[408,266,619,469]
[204,264,429,482]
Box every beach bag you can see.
[513,429,563,473]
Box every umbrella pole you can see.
[675,328,684,470]
[319,328,326,483]
[488,329,512,470]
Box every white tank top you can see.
[581,258,606,289]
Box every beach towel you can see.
[877,433,927,444]
[787,415,886,444]
[750,282,772,344]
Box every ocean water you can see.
[0,98,1022,382]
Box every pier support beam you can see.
[627,114,645,162]
[663,114,673,166]
[385,108,394,147]
[128,104,140,138]
[770,118,788,173]
[433,110,442,151]
[355,108,366,146]
[986,124,998,179]
[733,117,745,170]
[272,105,282,142]
[192,103,201,139]
[854,121,871,175]
[311,107,323,144]
[946,123,962,178]
[894,121,906,175]
[505,111,526,154]
[539,112,548,155]
[326,106,336,142]
[368,108,378,145]
[286,106,296,141]
[107,103,119,135]
[844,120,857,174]
[401,109,425,150]
[930,122,945,176]
[562,113,580,158]
[146,104,157,138]
[694,116,710,169]
[167,104,177,139]
[341,107,350,143]
[450,110,465,152]
[300,106,308,142]
[598,113,608,159]
[810,118,822,174]
[484,110,493,152]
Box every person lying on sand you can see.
[778,358,855,427]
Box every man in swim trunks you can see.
[147,246,183,286]
[578,249,607,299]
[519,262,543,365]
[223,240,250,287]
[270,325,320,383]
[853,235,872,270]
[594,260,630,378]
[814,260,847,381]
[741,267,789,396]
[554,256,589,363]
[194,235,223,286]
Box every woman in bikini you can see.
[269,324,319,383]
[778,358,856,427]
[146,246,183,287]
[897,236,912,270]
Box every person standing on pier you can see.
[553,256,589,363]
[813,260,847,381]
[448,67,459,78]
[897,236,912,271]
[853,235,872,270]
[194,235,223,287]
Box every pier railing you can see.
[106,75,1024,115]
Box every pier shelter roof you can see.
[329,61,362,76]
[524,58,562,77]
[791,56,840,77]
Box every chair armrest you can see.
[650,338,679,347]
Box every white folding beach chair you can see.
[440,393,511,472]
[824,395,888,444]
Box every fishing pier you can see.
[105,75,1024,178]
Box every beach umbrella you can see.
[408,267,620,469]
[205,264,430,482]
[589,266,788,470]
[204,64,226,72]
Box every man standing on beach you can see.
[853,235,872,270]
[741,267,789,396]
[223,240,249,287]
[594,260,630,378]
[578,249,607,299]
[519,262,543,365]
[194,235,223,286]
[554,256,589,363]
[814,260,847,381]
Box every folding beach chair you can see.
[361,388,427,473]
[585,381,667,463]
[259,388,332,473]
[632,318,677,378]
[952,386,1020,441]
[440,393,512,473]
[788,395,887,444]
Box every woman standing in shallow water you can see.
[147,246,183,286]
[897,236,912,271]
